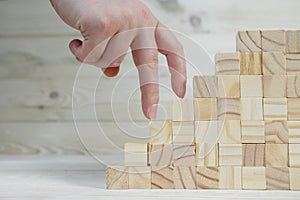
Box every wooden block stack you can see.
[106,30,300,190]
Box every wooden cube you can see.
[240,52,262,75]
[218,98,240,120]
[194,98,218,120]
[287,75,300,97]
[241,121,265,143]
[241,98,263,120]
[264,98,287,120]
[196,167,219,189]
[173,144,195,166]
[242,167,266,190]
[151,166,174,189]
[263,75,287,97]
[290,168,300,190]
[218,75,240,98]
[128,167,151,189]
[219,167,242,189]
[286,54,300,74]
[174,166,196,189]
[265,121,288,144]
[266,144,288,167]
[193,76,218,97]
[173,99,194,121]
[195,121,218,144]
[172,121,194,144]
[149,144,172,167]
[288,121,300,143]
[266,167,290,190]
[243,144,265,166]
[218,120,241,144]
[215,52,240,75]
[196,143,218,167]
[106,166,129,189]
[263,52,286,75]
[288,98,300,120]
[286,30,300,53]
[125,143,148,166]
[261,30,286,52]
[149,121,172,144]
[219,144,243,166]
[289,144,300,167]
[236,30,262,52]
[240,75,263,97]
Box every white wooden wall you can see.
[1,0,300,156]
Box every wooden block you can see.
[218,75,240,98]
[106,166,129,189]
[236,30,262,52]
[242,167,266,190]
[124,143,148,166]
[261,30,286,52]
[290,168,300,190]
[173,144,195,166]
[263,52,286,75]
[241,121,265,143]
[289,144,300,167]
[241,98,263,120]
[173,166,196,189]
[196,167,219,189]
[215,52,240,75]
[128,167,151,189]
[265,144,288,167]
[172,121,194,144]
[196,143,218,167]
[240,52,262,75]
[286,54,300,74]
[218,120,241,144]
[194,98,217,120]
[172,99,194,121]
[287,75,300,97]
[195,121,219,144]
[243,144,265,166]
[219,144,243,166]
[149,121,172,144]
[288,121,300,143]
[288,98,300,120]
[193,76,218,97]
[149,144,172,167]
[265,121,288,144]
[240,75,263,97]
[218,98,240,120]
[286,30,300,53]
[264,98,287,120]
[151,166,174,189]
[219,167,242,189]
[263,75,287,97]
[266,167,290,190]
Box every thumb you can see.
[69,39,84,61]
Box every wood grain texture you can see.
[218,120,241,144]
[265,121,288,144]
[215,52,240,75]
[240,75,263,97]
[195,121,219,144]
[289,144,300,167]
[151,166,174,189]
[173,145,196,167]
[241,98,263,120]
[261,30,286,52]
[265,144,288,167]
[172,121,195,144]
[286,54,300,74]
[124,143,148,167]
[290,168,300,190]
[240,52,262,75]
[173,166,196,189]
[196,167,219,189]
[128,167,151,189]
[263,75,287,97]
[219,167,242,189]
[219,144,243,166]
[106,166,129,189]
[236,31,262,52]
[241,121,265,143]
[194,98,218,120]
[218,75,240,98]
[287,75,300,97]
[242,167,266,190]
[149,121,172,145]
[264,98,287,120]
[173,99,194,121]
[286,30,300,53]
[266,167,290,190]
[193,76,218,97]
[288,98,300,120]
[149,144,172,167]
[263,52,286,75]
[196,143,218,167]
[243,144,265,166]
[288,121,300,143]
[217,98,240,120]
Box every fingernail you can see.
[148,104,158,120]
[179,84,186,98]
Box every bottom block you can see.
[196,167,219,189]
[151,166,174,189]
[106,166,129,189]
[242,167,266,190]
[128,167,151,189]
[219,167,242,189]
[173,166,196,189]
[266,168,289,190]
[290,168,300,190]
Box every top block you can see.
[261,30,286,52]
[236,31,262,52]
[286,30,300,53]
[215,52,240,75]
[193,76,218,98]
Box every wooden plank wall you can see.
[0,0,300,156]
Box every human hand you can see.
[50,0,186,119]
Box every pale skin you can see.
[50,0,187,119]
